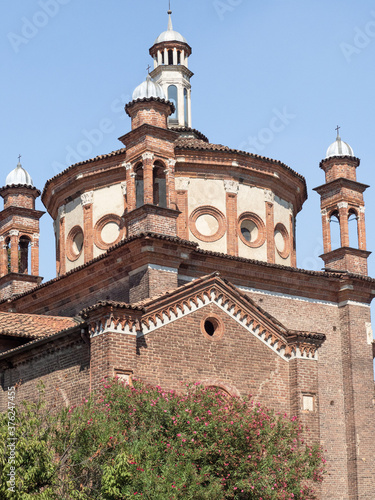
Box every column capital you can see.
[125,162,133,170]
[264,190,274,203]
[321,209,328,217]
[142,152,155,161]
[175,178,190,191]
[9,230,19,237]
[58,205,66,219]
[337,202,348,210]
[224,180,239,194]
[358,206,365,214]
[81,191,94,206]
[121,182,127,196]
[168,159,177,167]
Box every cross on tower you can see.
[147,64,151,74]
[335,125,341,137]
[18,154,22,163]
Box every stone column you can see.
[173,48,178,65]
[9,230,19,273]
[224,180,239,257]
[338,202,349,247]
[265,190,275,264]
[81,191,94,264]
[142,153,154,205]
[31,233,39,276]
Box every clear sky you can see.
[1,0,375,288]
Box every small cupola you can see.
[149,9,193,128]
[5,159,34,187]
[326,128,355,159]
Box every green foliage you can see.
[0,380,326,499]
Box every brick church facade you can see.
[1,10,375,499]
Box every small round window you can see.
[238,213,266,248]
[274,223,290,259]
[201,315,224,341]
[66,226,84,261]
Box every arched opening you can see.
[153,163,167,208]
[329,210,341,250]
[5,237,11,274]
[18,236,31,274]
[184,88,188,126]
[161,51,165,65]
[177,50,181,65]
[348,208,359,248]
[168,49,173,65]
[135,164,144,208]
[168,85,178,122]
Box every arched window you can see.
[153,162,167,208]
[168,85,178,122]
[19,236,31,274]
[348,208,359,248]
[135,165,144,208]
[5,237,11,274]
[168,49,173,65]
[184,88,188,126]
[329,210,340,250]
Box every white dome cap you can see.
[132,74,166,101]
[326,129,354,159]
[5,160,34,187]
[154,11,187,45]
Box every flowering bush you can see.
[0,380,326,499]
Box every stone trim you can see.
[81,191,94,206]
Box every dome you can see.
[154,11,187,45]
[5,161,34,187]
[132,75,166,101]
[326,132,354,159]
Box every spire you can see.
[335,125,341,140]
[167,4,173,31]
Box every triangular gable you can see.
[83,273,325,362]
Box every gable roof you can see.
[82,273,326,361]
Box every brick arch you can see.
[66,225,84,262]
[198,378,241,398]
[238,212,266,248]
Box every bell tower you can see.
[0,159,44,300]
[314,128,370,275]
[149,8,193,128]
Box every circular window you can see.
[66,226,84,261]
[238,213,266,248]
[189,206,226,242]
[94,214,124,250]
[274,223,290,259]
[200,314,224,341]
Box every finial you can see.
[147,64,151,74]
[335,125,341,139]
[17,154,22,166]
[167,1,173,30]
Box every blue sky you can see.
[1,0,375,287]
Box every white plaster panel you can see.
[188,178,226,213]
[273,195,292,266]
[237,184,266,219]
[65,197,84,272]
[93,184,124,222]
[238,238,267,261]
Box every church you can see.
[1,9,375,499]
